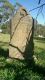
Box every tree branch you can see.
[36,5,43,19]
[38,0,41,4]
[29,3,45,12]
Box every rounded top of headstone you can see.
[19,7,28,17]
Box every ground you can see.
[0,33,45,80]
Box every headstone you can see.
[9,7,34,60]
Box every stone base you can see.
[9,45,24,60]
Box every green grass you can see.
[0,33,10,49]
[0,33,10,42]
[0,33,45,80]
[34,39,45,67]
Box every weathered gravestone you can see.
[9,7,34,60]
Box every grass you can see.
[0,33,45,80]
[0,33,10,49]
[34,39,45,67]
[0,33,10,42]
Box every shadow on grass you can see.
[0,41,9,47]
[0,48,45,79]
[0,47,9,57]
[35,39,45,43]
[0,58,45,80]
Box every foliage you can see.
[0,0,14,23]
[0,0,14,11]
[34,23,45,37]
[0,21,10,34]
